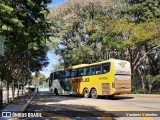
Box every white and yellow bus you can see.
[49,58,131,98]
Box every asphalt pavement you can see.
[0,90,160,120]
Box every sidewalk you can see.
[0,92,37,120]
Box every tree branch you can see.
[133,45,160,71]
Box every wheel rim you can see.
[84,89,89,98]
[91,89,97,98]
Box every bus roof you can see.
[71,58,119,69]
[71,64,88,68]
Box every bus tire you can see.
[91,88,98,99]
[83,88,90,98]
[54,89,59,95]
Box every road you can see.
[23,91,160,120]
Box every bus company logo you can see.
[2,112,11,117]
[119,62,127,68]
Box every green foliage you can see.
[48,0,160,94]
[32,73,46,85]
[146,74,160,85]
[131,88,148,94]
[119,0,160,23]
[0,0,51,87]
[49,0,122,67]
[52,62,64,72]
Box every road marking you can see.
[12,117,19,120]
[35,110,71,120]
[45,104,112,120]
[12,107,26,120]
[63,102,132,111]
[53,102,157,120]
[143,117,155,120]
[19,107,25,112]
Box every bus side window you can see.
[58,71,65,79]
[71,69,78,77]
[50,73,54,80]
[85,67,90,76]
[102,63,110,73]
[90,66,95,75]
[96,65,102,74]
[78,68,84,76]
[64,70,71,78]
[49,73,54,87]
[54,71,59,79]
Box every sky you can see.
[48,0,65,7]
[40,0,65,77]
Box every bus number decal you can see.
[99,77,108,80]
[72,78,89,83]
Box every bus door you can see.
[59,70,72,91]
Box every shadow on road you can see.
[103,96,134,100]
[22,91,132,120]
[26,102,119,120]
[33,91,83,103]
[37,91,134,101]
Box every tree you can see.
[48,0,160,93]
[52,62,64,72]
[146,75,160,93]
[117,0,160,92]
[32,72,46,86]
[49,0,119,67]
[0,0,51,102]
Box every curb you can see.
[20,92,38,112]
[12,93,38,120]
[124,94,160,98]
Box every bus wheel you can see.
[54,89,59,95]
[91,88,98,99]
[83,88,90,98]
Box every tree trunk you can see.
[17,82,20,97]
[149,84,152,93]
[11,81,15,101]
[21,84,23,95]
[138,68,145,90]
[23,83,26,94]
[6,80,9,104]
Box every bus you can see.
[49,71,71,95]
[49,58,131,98]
